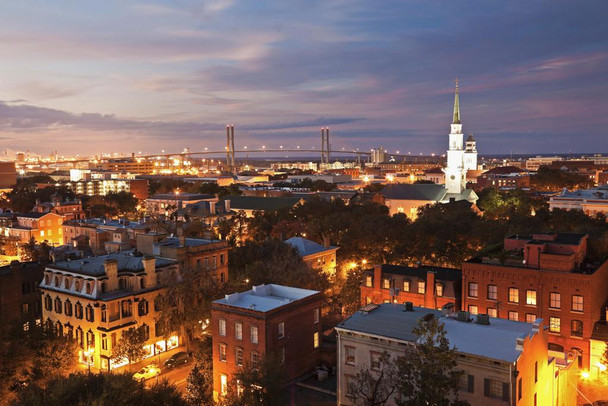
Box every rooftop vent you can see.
[456,311,471,322]
[403,302,414,312]
[475,313,490,325]
[360,303,379,314]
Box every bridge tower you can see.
[321,127,330,166]
[225,124,235,172]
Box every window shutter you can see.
[468,374,474,393]
[502,382,510,402]
[484,378,490,397]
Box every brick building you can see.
[475,166,531,190]
[336,304,577,406]
[4,212,64,246]
[0,261,44,336]
[211,284,323,400]
[285,236,339,274]
[39,251,180,370]
[462,233,608,368]
[32,199,85,221]
[360,264,461,310]
[136,231,230,283]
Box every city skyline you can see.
[0,1,606,156]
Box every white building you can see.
[525,156,563,171]
[443,81,477,193]
[549,186,608,216]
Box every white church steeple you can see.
[443,79,467,194]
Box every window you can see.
[54,297,62,314]
[487,308,497,318]
[365,276,372,287]
[571,320,583,337]
[102,334,108,350]
[64,300,73,316]
[278,322,285,339]
[508,287,519,303]
[484,378,505,399]
[218,319,226,336]
[235,348,243,366]
[75,280,81,291]
[346,375,356,397]
[44,295,52,311]
[459,373,474,393]
[468,282,478,298]
[280,348,285,364]
[508,311,519,321]
[220,254,225,265]
[64,279,70,289]
[212,256,217,269]
[220,375,228,396]
[219,344,227,362]
[86,330,95,349]
[314,308,319,324]
[138,300,149,316]
[572,295,584,312]
[313,332,319,348]
[75,302,83,319]
[85,305,94,322]
[518,378,522,400]
[345,346,355,365]
[22,303,29,317]
[251,352,259,368]
[549,317,561,333]
[251,326,258,344]
[550,292,561,309]
[526,313,536,323]
[526,290,537,306]
[418,281,425,294]
[435,283,443,297]
[468,305,478,315]
[235,322,242,340]
[382,278,390,289]
[370,352,381,371]
[534,361,538,383]
[403,280,410,292]
[487,285,497,300]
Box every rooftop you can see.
[553,186,608,201]
[371,264,461,281]
[285,236,337,257]
[157,236,224,248]
[213,284,320,313]
[148,193,216,201]
[504,232,586,246]
[220,195,303,211]
[49,250,176,276]
[337,303,537,363]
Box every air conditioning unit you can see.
[404,302,414,312]
[456,311,470,322]
[475,313,490,325]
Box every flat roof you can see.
[49,250,176,276]
[213,284,319,313]
[157,236,224,248]
[337,303,536,362]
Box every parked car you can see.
[164,351,189,369]
[132,363,160,382]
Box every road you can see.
[144,361,194,393]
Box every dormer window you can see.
[101,282,107,294]
[54,276,59,286]
[119,278,126,290]
[85,282,92,295]
[45,274,50,285]
[75,280,81,292]
[140,278,146,289]
[64,278,70,289]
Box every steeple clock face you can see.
[450,175,455,180]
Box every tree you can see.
[220,356,286,406]
[185,337,214,406]
[11,371,186,406]
[395,317,467,406]
[111,326,148,369]
[33,335,79,379]
[348,351,401,406]
[18,237,38,262]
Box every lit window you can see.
[549,317,561,333]
[251,326,258,344]
[235,348,243,366]
[508,288,519,303]
[468,283,478,298]
[220,374,228,396]
[550,292,561,309]
[487,285,497,300]
[508,311,519,321]
[487,308,497,318]
[418,281,425,294]
[251,352,259,368]
[403,280,410,292]
[382,278,390,289]
[278,322,285,339]
[218,319,226,336]
[468,305,478,315]
[235,322,242,340]
[313,332,319,348]
[526,290,537,306]
[365,275,372,287]
[219,344,227,362]
[313,308,319,324]
[435,283,443,297]
[572,295,583,312]
[345,346,355,365]
[526,313,536,323]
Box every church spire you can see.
[452,78,461,124]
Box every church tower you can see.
[463,133,478,171]
[444,79,466,194]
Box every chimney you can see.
[425,270,436,309]
[104,259,119,291]
[142,256,156,287]
[373,265,382,298]
[177,225,185,247]
[224,199,231,212]
[322,235,330,248]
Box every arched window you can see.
[75,302,83,319]
[54,276,59,286]
[55,321,63,337]
[87,329,95,349]
[101,282,107,294]
[45,274,50,285]
[140,278,146,289]
[119,278,126,290]
[54,297,62,314]
[85,304,94,322]
[64,278,70,289]
[44,294,53,311]
[45,318,53,331]
[76,327,84,348]
[64,299,73,316]
[138,299,149,316]
[75,280,81,291]
[86,282,92,295]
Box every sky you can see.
[0,0,606,157]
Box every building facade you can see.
[360,264,461,310]
[284,236,339,274]
[39,252,180,370]
[335,304,577,406]
[549,186,608,216]
[211,284,323,400]
[462,233,608,369]
[7,212,64,246]
[0,261,44,336]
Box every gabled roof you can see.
[381,184,447,202]
[221,195,302,211]
[285,237,337,257]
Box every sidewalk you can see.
[78,346,187,376]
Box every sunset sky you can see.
[0,1,606,157]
